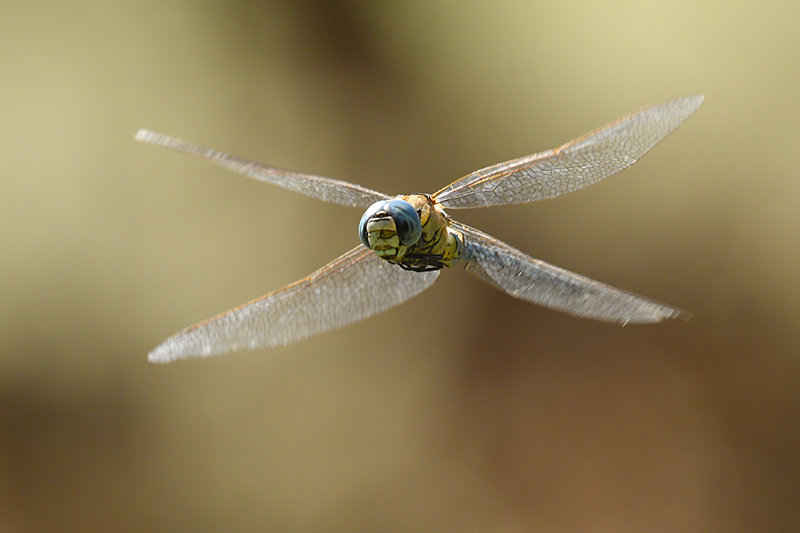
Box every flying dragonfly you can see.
[137,94,703,363]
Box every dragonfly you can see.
[138,94,703,363]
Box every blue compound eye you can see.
[358,199,422,248]
[359,200,386,247]
[385,199,422,246]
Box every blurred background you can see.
[1,1,798,531]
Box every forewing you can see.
[149,246,439,362]
[434,95,704,208]
[135,130,390,208]
[452,221,689,323]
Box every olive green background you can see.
[2,1,798,531]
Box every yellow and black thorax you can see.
[359,194,463,272]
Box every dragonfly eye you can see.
[359,201,385,247]
[387,199,422,246]
[358,199,422,248]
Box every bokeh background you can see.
[2,1,799,531]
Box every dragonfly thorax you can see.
[359,195,463,272]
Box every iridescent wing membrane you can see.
[433,95,704,208]
[134,130,390,208]
[146,247,439,361]
[452,221,687,324]
[137,95,702,362]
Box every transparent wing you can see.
[149,246,439,363]
[433,95,704,209]
[135,130,391,208]
[452,221,689,323]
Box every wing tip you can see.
[147,347,173,364]
[674,94,705,117]
[641,306,692,324]
[616,305,692,325]
[134,129,155,143]
[686,93,705,104]
[670,307,693,322]
[135,129,178,148]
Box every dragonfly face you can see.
[137,94,704,363]
[359,198,422,255]
[359,195,463,272]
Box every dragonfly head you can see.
[359,199,422,258]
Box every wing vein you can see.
[149,246,439,362]
[452,220,689,323]
[135,130,390,208]
[434,95,703,208]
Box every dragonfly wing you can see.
[434,95,703,209]
[135,130,391,208]
[452,221,689,323]
[149,246,439,363]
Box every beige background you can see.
[2,1,799,531]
